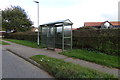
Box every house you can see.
[84,21,120,29]
[110,22,120,28]
[0,31,6,38]
[6,29,17,33]
[30,27,38,32]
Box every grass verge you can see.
[4,39,44,48]
[0,41,10,45]
[30,55,116,78]
[59,49,119,69]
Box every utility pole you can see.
[34,1,39,46]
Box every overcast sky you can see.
[0,0,119,28]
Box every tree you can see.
[2,6,33,32]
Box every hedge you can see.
[4,32,39,42]
[4,29,119,56]
[73,29,120,56]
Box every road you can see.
[2,49,53,78]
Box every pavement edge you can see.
[6,49,45,71]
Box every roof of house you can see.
[84,21,120,27]
[110,22,120,26]
[84,22,104,26]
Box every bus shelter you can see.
[40,19,73,51]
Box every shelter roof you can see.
[40,19,73,27]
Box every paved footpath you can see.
[1,40,120,77]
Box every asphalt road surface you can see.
[2,50,53,78]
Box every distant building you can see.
[6,29,17,33]
[0,31,6,38]
[31,27,38,32]
[84,21,120,29]
[110,22,120,28]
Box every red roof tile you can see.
[84,22,104,26]
[110,22,120,26]
[84,21,120,27]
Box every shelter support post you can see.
[62,24,64,51]
[71,25,73,49]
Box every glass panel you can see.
[64,25,71,37]
[55,26,62,49]
[64,38,71,50]
[64,25,72,50]
[41,27,47,47]
[47,27,55,49]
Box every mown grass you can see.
[0,41,10,45]
[5,39,44,48]
[59,49,119,69]
[30,55,116,78]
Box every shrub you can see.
[4,28,120,56]
[4,32,39,42]
[73,29,120,56]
